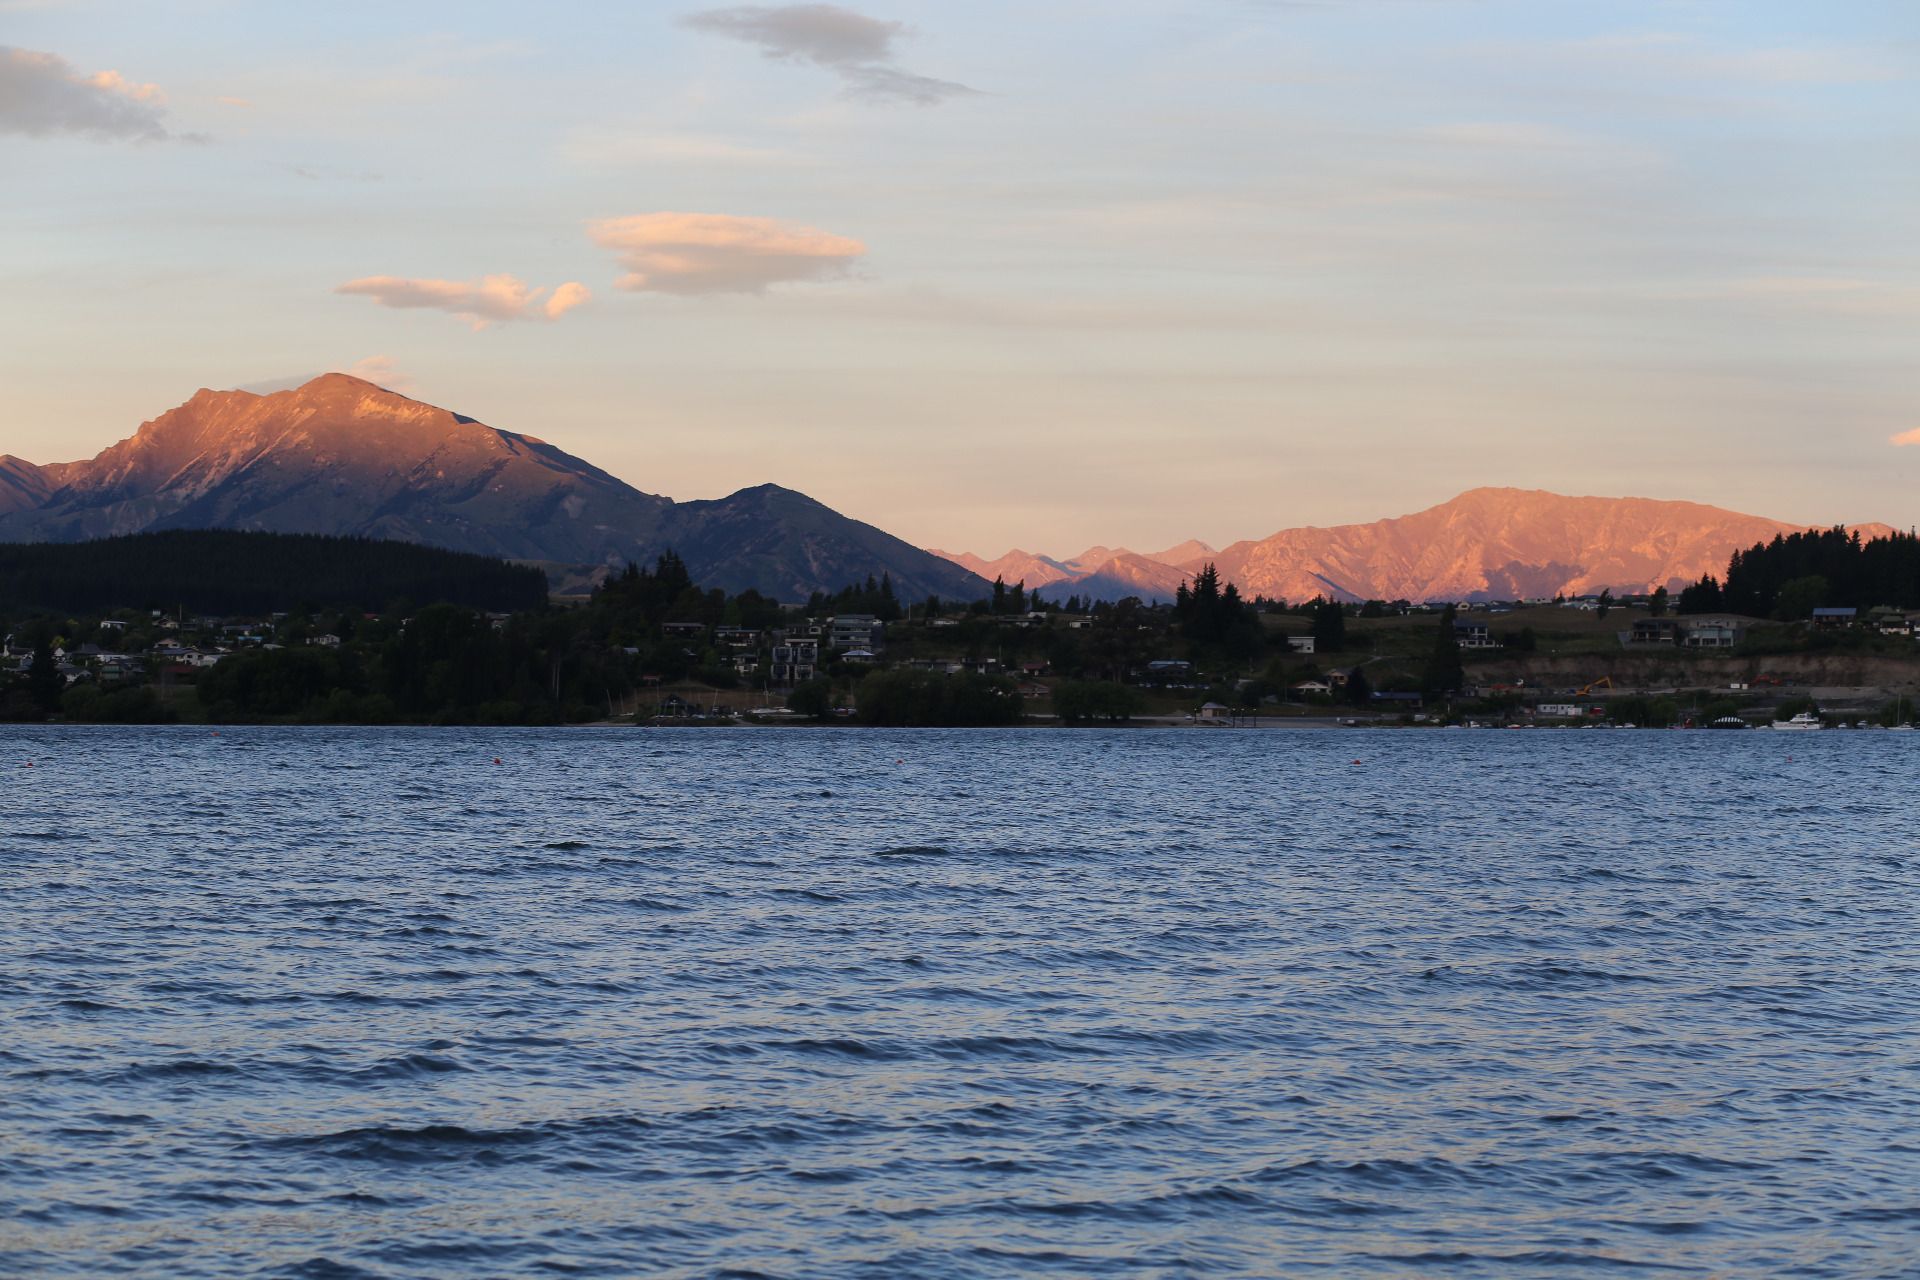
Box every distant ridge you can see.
[0,374,989,603]
[933,488,1893,603]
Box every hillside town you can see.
[7,569,1918,730]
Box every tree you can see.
[1310,598,1346,653]
[1421,606,1464,698]
[1596,588,1614,618]
[27,640,62,713]
[1344,665,1372,705]
[1678,575,1722,614]
[1649,586,1669,617]
[1054,680,1144,724]
[786,678,833,719]
[1773,574,1830,622]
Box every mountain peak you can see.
[0,375,988,604]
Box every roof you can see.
[1812,607,1857,617]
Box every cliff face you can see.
[933,488,1890,604]
[0,374,988,602]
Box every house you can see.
[1139,659,1193,686]
[1626,618,1683,646]
[1869,609,1914,637]
[99,619,128,633]
[1536,702,1581,718]
[1291,680,1332,698]
[714,626,760,650]
[1017,681,1050,699]
[1370,691,1424,709]
[310,633,342,648]
[842,647,879,665]
[1020,660,1050,677]
[1453,620,1497,650]
[1682,620,1741,649]
[829,614,884,652]
[662,621,706,639]
[731,653,759,676]
[770,639,818,686]
[1286,635,1316,654]
[1811,607,1857,630]
[1196,702,1234,722]
[996,612,1046,629]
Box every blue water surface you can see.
[2,726,1917,1278]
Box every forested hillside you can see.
[0,530,548,614]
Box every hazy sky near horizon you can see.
[4,0,1916,555]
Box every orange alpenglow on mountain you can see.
[933,488,1893,604]
[0,373,989,603]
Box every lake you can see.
[3,726,1917,1278]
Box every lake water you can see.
[2,726,1917,1278]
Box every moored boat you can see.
[1770,710,1823,731]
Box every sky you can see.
[3,0,1917,556]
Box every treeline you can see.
[0,530,548,615]
[1681,528,1920,618]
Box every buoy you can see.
[493,757,503,765]
[1351,759,1362,765]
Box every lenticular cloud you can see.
[587,212,866,295]
[335,274,591,329]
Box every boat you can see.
[1770,711,1823,731]
[1708,716,1749,730]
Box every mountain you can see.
[1207,488,1893,603]
[933,488,1891,604]
[657,483,987,603]
[1149,539,1214,569]
[0,374,988,603]
[1055,551,1193,604]
[925,547,1077,590]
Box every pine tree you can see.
[28,640,62,712]
[1422,605,1464,697]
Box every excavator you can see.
[1574,676,1613,699]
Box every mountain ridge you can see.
[0,374,989,603]
[933,487,1894,604]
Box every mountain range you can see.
[934,488,1894,604]
[0,374,988,602]
[1,373,1891,608]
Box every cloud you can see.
[334,274,592,329]
[0,45,177,141]
[234,355,417,395]
[544,281,592,319]
[588,212,866,295]
[346,355,416,392]
[1891,428,1920,448]
[679,4,975,104]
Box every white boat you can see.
[1770,711,1823,731]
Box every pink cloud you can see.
[335,274,591,329]
[587,212,865,295]
[1891,427,1920,448]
